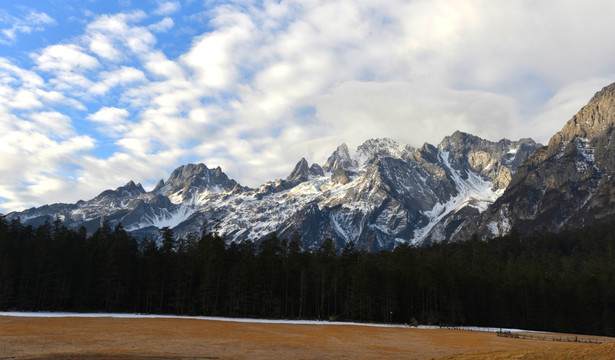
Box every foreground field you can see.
[1,315,614,359]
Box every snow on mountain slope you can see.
[411,150,502,244]
[6,133,539,250]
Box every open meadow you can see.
[1,315,614,359]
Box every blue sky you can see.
[2,0,615,213]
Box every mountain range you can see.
[7,82,615,251]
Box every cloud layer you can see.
[2,0,615,213]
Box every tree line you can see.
[0,215,614,336]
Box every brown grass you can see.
[1,316,614,360]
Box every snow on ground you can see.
[0,312,528,332]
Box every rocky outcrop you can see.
[323,144,357,173]
[355,138,402,165]
[287,158,310,183]
[156,163,238,200]
[95,180,146,200]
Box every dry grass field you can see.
[1,315,614,360]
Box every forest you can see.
[0,215,614,336]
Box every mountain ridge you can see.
[6,131,539,251]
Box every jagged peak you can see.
[418,142,438,156]
[152,179,165,193]
[167,163,209,180]
[355,138,401,165]
[116,180,144,193]
[336,143,350,152]
[438,131,483,150]
[357,137,400,148]
[309,163,325,177]
[116,182,144,198]
[160,162,239,198]
[95,180,145,200]
[165,163,234,183]
[287,158,310,182]
[588,81,615,103]
[323,143,357,172]
[287,158,326,183]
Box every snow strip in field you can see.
[0,312,527,332]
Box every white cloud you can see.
[88,107,129,125]
[143,51,185,79]
[0,122,95,210]
[182,8,254,90]
[88,32,121,61]
[87,107,131,137]
[90,66,147,95]
[76,146,187,194]
[149,17,174,32]
[154,1,181,16]
[35,44,100,73]
[0,57,86,113]
[0,10,55,44]
[0,57,44,88]
[7,89,42,109]
[310,81,523,147]
[28,111,74,138]
[85,11,155,59]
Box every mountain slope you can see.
[7,133,539,250]
[456,82,615,240]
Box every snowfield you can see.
[0,311,528,332]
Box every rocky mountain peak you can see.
[121,180,145,195]
[161,163,238,199]
[309,163,325,177]
[355,138,401,165]
[323,143,357,172]
[438,131,479,151]
[168,163,209,181]
[152,179,165,193]
[547,83,615,162]
[287,158,326,184]
[287,158,310,183]
[95,180,145,200]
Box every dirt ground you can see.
[1,316,614,360]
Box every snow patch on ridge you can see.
[507,146,519,155]
[574,137,595,172]
[126,205,196,231]
[412,151,503,244]
[487,207,511,237]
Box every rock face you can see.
[155,163,239,201]
[287,158,310,183]
[8,133,539,251]
[323,144,357,173]
[456,82,615,240]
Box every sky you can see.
[2,0,615,213]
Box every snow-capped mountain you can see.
[454,82,615,241]
[7,133,539,251]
